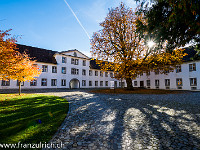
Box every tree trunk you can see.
[125,78,133,90]
[19,81,21,95]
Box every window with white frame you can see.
[73,52,77,57]
[82,69,86,75]
[105,72,108,77]
[100,71,103,77]
[71,68,79,75]
[89,70,92,76]
[176,78,183,86]
[190,78,197,86]
[30,79,37,86]
[83,60,86,66]
[71,58,75,64]
[51,79,57,86]
[146,71,150,76]
[105,81,108,86]
[189,63,196,72]
[52,66,57,73]
[61,79,66,86]
[165,79,170,86]
[176,65,181,73]
[155,80,159,86]
[62,67,66,74]
[155,69,159,75]
[62,57,66,63]
[110,72,113,78]
[100,81,103,86]
[75,59,79,65]
[82,80,86,86]
[89,81,92,86]
[95,81,98,86]
[17,80,24,86]
[134,81,137,86]
[147,80,150,86]
[41,78,47,86]
[2,80,10,86]
[95,71,98,76]
[42,65,48,72]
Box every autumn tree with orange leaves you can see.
[91,3,186,89]
[0,29,41,95]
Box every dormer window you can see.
[74,52,77,57]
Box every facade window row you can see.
[134,77,197,88]
[61,57,87,66]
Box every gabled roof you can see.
[16,44,57,64]
[58,49,90,59]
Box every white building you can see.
[0,44,199,90]
[0,44,120,90]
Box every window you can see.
[95,81,98,86]
[52,66,57,73]
[147,80,150,87]
[17,80,24,86]
[165,79,170,86]
[134,81,137,86]
[155,80,159,86]
[164,70,170,74]
[140,72,143,76]
[176,65,181,73]
[62,57,66,63]
[82,69,86,75]
[105,81,108,86]
[62,67,66,74]
[41,78,47,86]
[51,79,57,86]
[146,71,150,76]
[100,71,103,77]
[176,78,183,86]
[82,80,86,86]
[190,78,197,86]
[73,52,77,57]
[89,70,92,76]
[95,71,98,76]
[100,81,103,86]
[71,68,79,75]
[110,72,113,78]
[2,80,10,86]
[42,65,48,72]
[83,60,86,66]
[61,79,66,86]
[155,69,159,75]
[89,81,92,86]
[189,63,196,72]
[105,72,108,77]
[71,58,75,64]
[75,59,79,65]
[71,58,79,65]
[30,79,37,86]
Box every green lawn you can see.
[0,94,69,145]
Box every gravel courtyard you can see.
[44,90,200,150]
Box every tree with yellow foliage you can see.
[0,29,41,95]
[91,3,186,89]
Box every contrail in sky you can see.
[63,0,91,39]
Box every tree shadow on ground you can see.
[49,92,200,150]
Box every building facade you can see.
[0,44,120,89]
[0,44,199,90]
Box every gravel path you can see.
[43,91,200,150]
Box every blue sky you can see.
[0,0,137,57]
